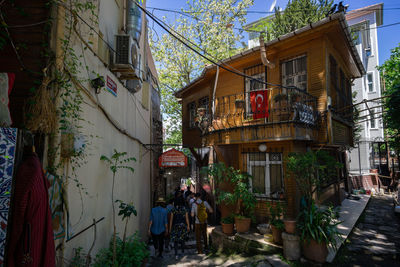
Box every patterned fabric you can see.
[46,172,65,240]
[0,128,17,265]
[170,206,188,243]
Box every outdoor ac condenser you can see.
[113,34,142,81]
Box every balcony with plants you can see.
[192,85,320,143]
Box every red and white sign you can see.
[106,75,117,96]
[159,149,187,167]
[250,90,269,119]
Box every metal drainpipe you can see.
[358,142,362,175]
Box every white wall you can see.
[62,0,154,259]
[347,11,384,173]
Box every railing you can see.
[194,85,319,136]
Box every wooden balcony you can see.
[193,86,320,144]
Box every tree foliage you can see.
[150,0,254,144]
[251,0,333,41]
[378,44,400,154]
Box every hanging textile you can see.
[7,152,55,267]
[0,128,17,265]
[0,73,15,127]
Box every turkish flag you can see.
[250,90,269,119]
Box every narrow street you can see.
[147,232,288,267]
[333,194,400,266]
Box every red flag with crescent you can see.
[250,90,269,119]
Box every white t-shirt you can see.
[191,199,212,224]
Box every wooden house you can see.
[175,13,365,219]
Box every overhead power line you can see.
[147,6,400,33]
[134,1,290,89]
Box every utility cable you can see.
[147,6,400,33]
[134,1,295,90]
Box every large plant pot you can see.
[302,239,328,263]
[271,225,283,244]
[284,219,296,234]
[221,223,234,235]
[235,217,251,233]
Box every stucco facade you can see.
[55,0,160,260]
[346,4,384,174]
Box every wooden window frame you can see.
[247,152,283,197]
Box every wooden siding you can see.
[180,19,358,149]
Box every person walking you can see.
[191,193,213,254]
[165,198,174,251]
[169,198,190,259]
[148,198,168,258]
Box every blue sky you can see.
[146,0,400,65]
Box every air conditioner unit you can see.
[112,34,142,80]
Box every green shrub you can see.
[297,201,342,249]
[221,215,234,224]
[93,232,149,267]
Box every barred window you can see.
[198,96,209,116]
[244,152,284,197]
[188,101,196,128]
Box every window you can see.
[367,73,374,92]
[370,109,376,128]
[188,102,196,128]
[351,22,371,49]
[245,72,265,117]
[198,96,209,116]
[281,55,307,91]
[246,152,283,196]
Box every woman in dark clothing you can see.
[169,198,190,259]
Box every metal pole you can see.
[358,142,362,175]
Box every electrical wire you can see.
[134,1,292,90]
[147,6,400,33]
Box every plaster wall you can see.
[347,11,384,173]
[62,0,154,259]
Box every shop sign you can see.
[159,148,187,167]
[106,75,117,96]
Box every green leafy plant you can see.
[116,200,137,250]
[273,93,288,103]
[69,247,86,267]
[100,150,136,267]
[203,162,257,219]
[221,215,234,224]
[266,202,285,230]
[286,150,342,206]
[297,201,342,249]
[93,232,149,267]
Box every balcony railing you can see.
[194,86,319,137]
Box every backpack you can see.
[196,201,208,223]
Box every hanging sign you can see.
[159,148,187,167]
[106,75,117,96]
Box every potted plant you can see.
[273,93,290,121]
[283,217,296,234]
[221,215,234,235]
[267,201,284,244]
[286,151,343,263]
[203,163,257,233]
[297,202,341,263]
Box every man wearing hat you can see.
[148,197,168,258]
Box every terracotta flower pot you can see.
[234,217,251,233]
[221,223,234,235]
[302,239,328,263]
[284,219,296,234]
[271,225,283,244]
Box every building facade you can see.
[176,13,365,220]
[0,0,161,263]
[346,3,385,175]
